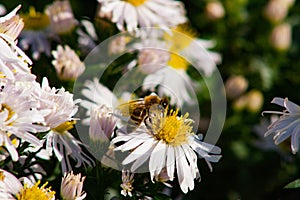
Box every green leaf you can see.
[284,179,300,189]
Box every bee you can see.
[117,93,169,129]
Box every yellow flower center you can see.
[52,120,76,133]
[21,7,50,30]
[0,104,15,125]
[124,0,147,7]
[165,23,197,53]
[0,171,5,181]
[153,109,193,146]
[167,53,189,70]
[16,181,55,200]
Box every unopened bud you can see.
[270,23,291,51]
[233,90,264,113]
[205,1,225,20]
[246,90,264,113]
[225,75,248,99]
[264,0,289,23]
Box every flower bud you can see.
[205,1,225,20]
[264,0,289,23]
[270,23,291,51]
[246,90,264,113]
[51,45,85,81]
[225,75,248,99]
[233,95,248,111]
[233,90,264,113]
[45,0,78,34]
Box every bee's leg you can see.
[144,116,152,129]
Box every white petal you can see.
[122,138,155,165]
[149,141,166,182]
[166,145,175,181]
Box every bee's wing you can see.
[145,104,165,129]
[117,99,145,117]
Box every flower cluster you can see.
[0,0,223,199]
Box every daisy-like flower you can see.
[97,0,187,33]
[120,170,134,197]
[60,171,86,200]
[111,108,221,193]
[45,0,78,35]
[35,77,94,172]
[263,97,300,154]
[128,25,221,106]
[0,169,55,200]
[0,5,34,80]
[51,45,85,81]
[19,7,53,60]
[165,24,222,76]
[89,105,117,142]
[0,81,48,161]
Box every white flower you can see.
[98,0,187,33]
[0,169,55,200]
[264,97,300,154]
[0,5,24,41]
[120,170,134,197]
[52,45,85,81]
[45,0,78,34]
[35,77,94,172]
[61,171,86,200]
[111,109,221,193]
[89,105,117,142]
[0,5,33,80]
[0,81,48,161]
[165,24,222,76]
[81,78,118,124]
[19,7,53,60]
[128,25,221,106]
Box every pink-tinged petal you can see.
[0,5,21,23]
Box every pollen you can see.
[0,104,15,125]
[53,120,76,133]
[154,109,193,146]
[16,181,55,200]
[124,0,147,7]
[0,171,5,181]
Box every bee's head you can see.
[161,97,169,108]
